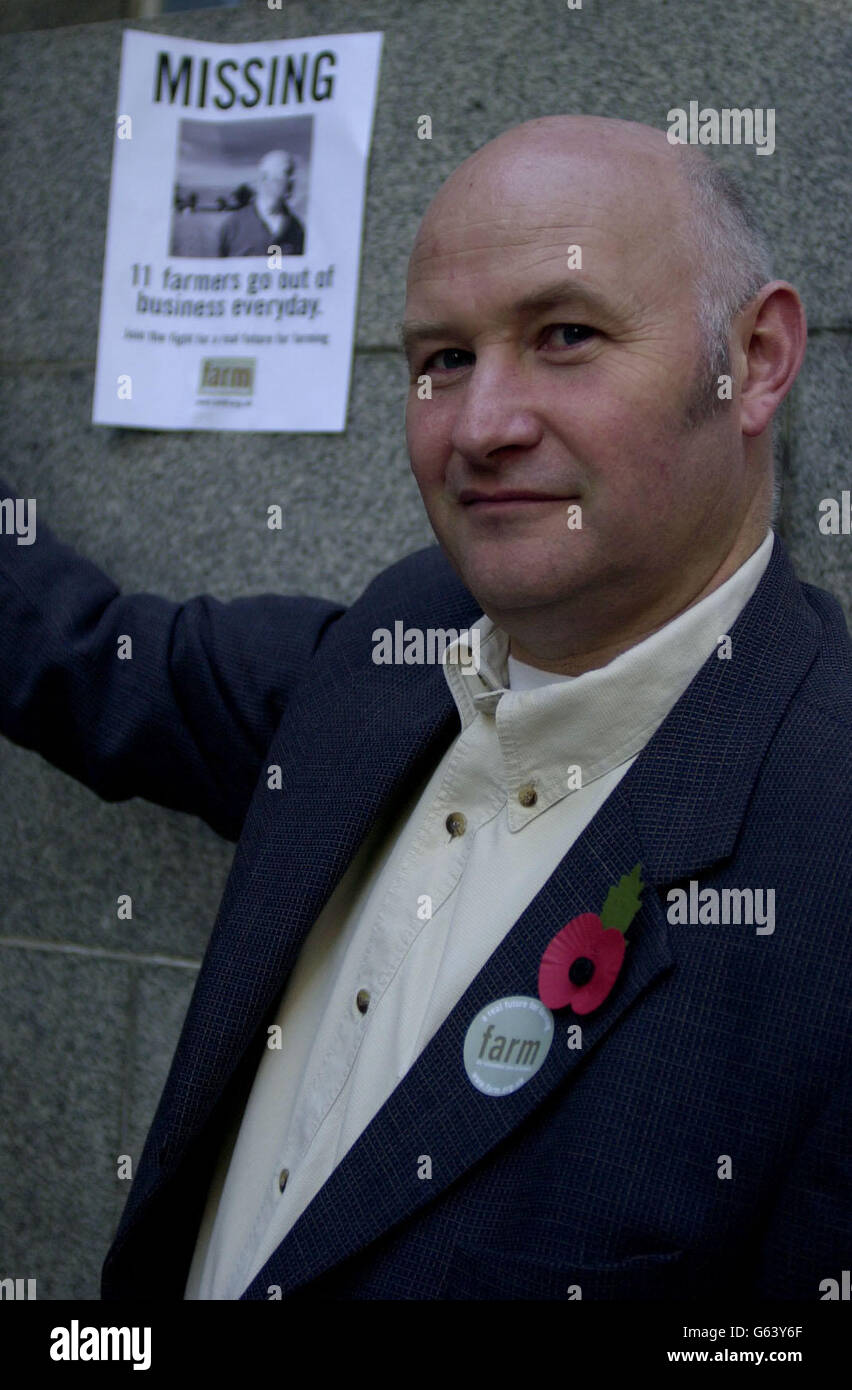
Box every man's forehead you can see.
[411,144,680,261]
[403,203,671,330]
[260,153,291,173]
[407,200,629,286]
[404,132,691,328]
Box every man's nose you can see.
[448,354,542,461]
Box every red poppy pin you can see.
[538,863,645,1015]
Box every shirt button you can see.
[518,784,537,807]
[278,1168,289,1193]
[356,988,371,1014]
[445,811,467,837]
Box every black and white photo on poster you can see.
[170,115,313,259]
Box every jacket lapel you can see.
[237,534,822,1297]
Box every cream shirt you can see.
[185,529,774,1299]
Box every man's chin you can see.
[449,559,586,615]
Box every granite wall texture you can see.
[0,0,848,1299]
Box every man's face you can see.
[402,127,749,652]
[257,154,294,205]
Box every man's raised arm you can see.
[0,483,345,842]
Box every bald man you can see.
[0,117,849,1303]
[402,117,797,670]
[217,148,305,257]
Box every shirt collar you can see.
[442,529,775,829]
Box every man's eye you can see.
[422,347,474,372]
[543,324,596,348]
[418,326,594,374]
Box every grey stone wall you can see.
[0,0,848,1300]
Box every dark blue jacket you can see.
[0,500,850,1301]
[217,201,305,257]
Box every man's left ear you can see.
[735,281,808,437]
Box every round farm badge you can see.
[464,995,554,1096]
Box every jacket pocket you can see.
[440,1245,690,1300]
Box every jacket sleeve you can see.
[0,483,345,841]
[753,1065,852,1299]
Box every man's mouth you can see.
[459,489,576,509]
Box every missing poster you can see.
[93,29,382,431]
